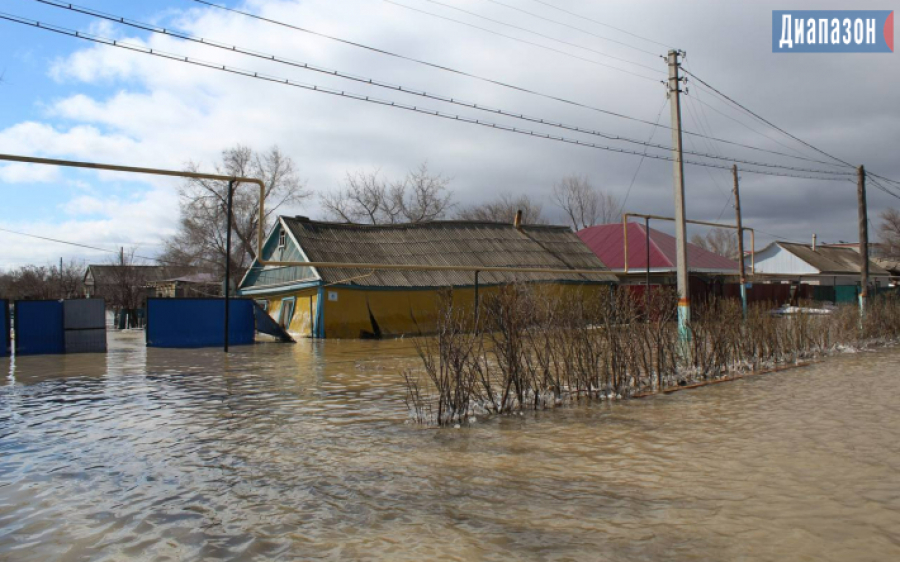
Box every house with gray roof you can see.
[746,241,891,289]
[238,215,616,338]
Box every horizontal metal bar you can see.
[0,153,611,279]
[622,212,756,275]
[0,153,267,260]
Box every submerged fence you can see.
[0,299,9,357]
[14,300,65,356]
[64,299,107,354]
[146,298,255,348]
[11,299,108,356]
[403,285,900,426]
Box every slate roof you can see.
[577,222,741,273]
[280,217,617,287]
[776,242,891,275]
[84,265,171,285]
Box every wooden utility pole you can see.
[667,50,691,342]
[732,165,747,318]
[858,165,869,316]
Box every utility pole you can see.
[667,49,691,343]
[59,257,64,299]
[857,165,868,317]
[224,179,235,353]
[732,165,747,319]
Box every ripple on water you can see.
[1,333,900,561]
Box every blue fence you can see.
[15,300,65,356]
[146,298,255,348]
[0,300,9,357]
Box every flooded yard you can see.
[1,332,899,561]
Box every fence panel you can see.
[0,300,9,357]
[64,299,107,354]
[15,300,65,356]
[146,298,255,348]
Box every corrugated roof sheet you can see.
[281,217,617,287]
[577,223,741,273]
[778,242,891,275]
[84,265,173,284]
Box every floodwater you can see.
[1,333,899,562]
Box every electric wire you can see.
[684,69,900,200]
[687,86,828,164]
[525,0,671,49]
[0,225,185,266]
[617,98,667,216]
[0,12,860,181]
[422,0,661,58]
[189,0,855,169]
[34,1,858,178]
[681,67,856,169]
[382,0,661,80]
[0,12,858,182]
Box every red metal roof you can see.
[577,223,740,273]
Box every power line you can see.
[687,82,823,164]
[382,0,661,80]
[525,0,671,49]
[190,0,854,169]
[618,98,667,215]
[681,68,855,169]
[0,12,857,183]
[441,0,661,57]
[0,225,172,264]
[36,1,857,178]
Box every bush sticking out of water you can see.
[404,287,900,426]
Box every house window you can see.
[279,298,295,329]
[277,229,286,249]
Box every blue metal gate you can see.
[0,299,9,357]
[14,300,65,356]
[146,298,255,348]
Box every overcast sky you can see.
[1,0,898,269]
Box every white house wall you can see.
[748,245,819,275]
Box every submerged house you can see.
[748,241,891,301]
[238,216,617,338]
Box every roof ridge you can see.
[281,215,572,231]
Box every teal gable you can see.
[239,218,321,296]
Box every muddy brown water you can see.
[1,332,899,561]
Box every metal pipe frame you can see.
[0,153,267,251]
[622,212,755,276]
[0,153,614,278]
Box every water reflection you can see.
[1,334,899,561]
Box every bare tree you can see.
[456,193,547,225]
[320,169,396,224]
[551,175,620,230]
[0,260,83,300]
[105,249,153,328]
[878,208,900,257]
[321,162,453,224]
[691,228,739,260]
[394,163,454,222]
[162,145,308,285]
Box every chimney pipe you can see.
[812,233,817,251]
[514,209,523,230]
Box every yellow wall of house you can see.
[256,288,318,338]
[254,283,609,339]
[321,284,609,339]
